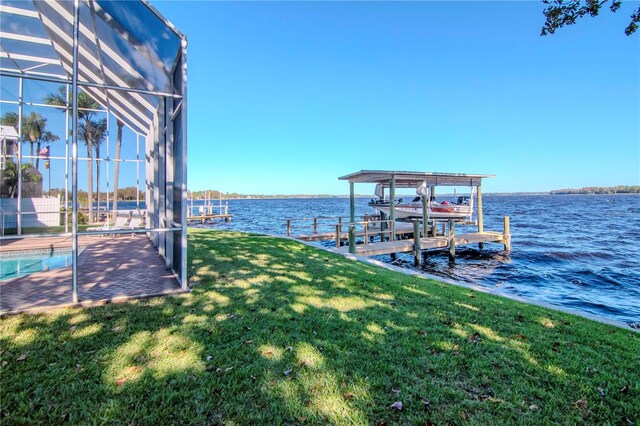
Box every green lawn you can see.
[1,229,638,424]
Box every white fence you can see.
[0,196,61,232]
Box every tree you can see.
[0,160,41,198]
[0,112,59,170]
[541,0,640,36]
[22,112,44,166]
[112,119,124,212]
[0,112,19,132]
[84,118,107,217]
[44,87,105,221]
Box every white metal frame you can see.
[0,0,188,298]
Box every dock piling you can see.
[413,221,422,265]
[389,175,396,241]
[286,219,291,237]
[421,196,428,237]
[348,223,356,254]
[335,224,341,248]
[477,184,484,249]
[448,219,456,259]
[503,216,511,251]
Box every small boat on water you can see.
[368,183,475,220]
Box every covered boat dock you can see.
[291,170,511,264]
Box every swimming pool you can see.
[1,249,81,280]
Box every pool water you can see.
[1,249,78,280]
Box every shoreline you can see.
[283,235,638,332]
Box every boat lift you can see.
[289,170,511,264]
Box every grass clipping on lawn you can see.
[1,229,638,424]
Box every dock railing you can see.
[187,204,229,218]
[285,214,380,237]
[342,218,395,252]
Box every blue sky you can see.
[152,0,639,194]
[1,1,637,195]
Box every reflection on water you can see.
[190,195,640,327]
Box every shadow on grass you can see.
[1,229,639,424]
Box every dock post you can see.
[380,211,387,242]
[364,222,369,243]
[313,217,318,234]
[348,224,356,254]
[503,216,511,251]
[421,196,428,237]
[286,219,291,237]
[335,224,341,248]
[413,221,422,265]
[389,175,396,241]
[349,182,356,252]
[349,182,355,224]
[477,183,484,249]
[448,219,456,259]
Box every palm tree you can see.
[22,112,45,166]
[1,112,59,169]
[112,119,124,211]
[44,87,104,221]
[85,118,107,216]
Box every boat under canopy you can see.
[338,170,500,255]
[369,179,475,220]
[343,171,491,221]
[370,196,473,220]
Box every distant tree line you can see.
[49,186,142,202]
[551,186,640,194]
[189,190,355,200]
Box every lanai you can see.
[0,0,188,312]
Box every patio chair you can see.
[87,210,130,232]
[126,210,144,230]
[110,209,144,236]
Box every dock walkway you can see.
[187,213,232,224]
[332,231,505,256]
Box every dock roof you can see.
[338,170,495,187]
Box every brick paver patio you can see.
[1,235,183,314]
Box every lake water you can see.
[188,195,640,328]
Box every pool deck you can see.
[0,234,104,253]
[0,235,183,315]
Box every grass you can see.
[1,229,638,424]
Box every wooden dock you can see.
[187,195,232,223]
[333,231,505,256]
[187,213,232,224]
[288,214,510,265]
[288,170,511,264]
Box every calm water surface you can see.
[191,195,640,327]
